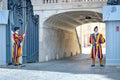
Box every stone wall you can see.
[31,0,107,11]
[0,0,7,10]
[31,0,105,62]
[39,27,80,62]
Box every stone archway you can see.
[39,11,104,62]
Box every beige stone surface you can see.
[31,0,107,10]
[39,28,81,62]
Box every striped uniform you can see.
[89,33,105,59]
[12,33,24,65]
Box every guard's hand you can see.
[23,34,26,38]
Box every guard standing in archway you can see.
[89,26,105,67]
[12,27,25,66]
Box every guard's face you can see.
[16,29,20,32]
[94,28,98,32]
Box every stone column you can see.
[0,10,9,66]
[103,5,120,66]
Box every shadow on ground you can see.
[1,54,120,80]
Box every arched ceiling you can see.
[44,11,103,31]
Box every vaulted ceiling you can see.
[44,11,103,31]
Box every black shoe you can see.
[8,63,12,65]
[19,63,22,65]
[91,65,95,67]
[100,64,104,67]
[14,64,19,66]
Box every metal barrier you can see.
[7,0,39,63]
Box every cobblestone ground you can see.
[0,54,120,80]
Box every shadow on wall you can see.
[39,27,81,62]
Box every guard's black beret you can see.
[94,26,98,31]
[14,27,20,31]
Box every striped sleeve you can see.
[89,34,94,44]
[99,34,105,44]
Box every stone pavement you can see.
[0,54,120,80]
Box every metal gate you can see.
[7,0,39,63]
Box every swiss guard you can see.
[12,27,25,66]
[89,26,105,67]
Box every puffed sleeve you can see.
[89,34,94,44]
[99,34,105,44]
